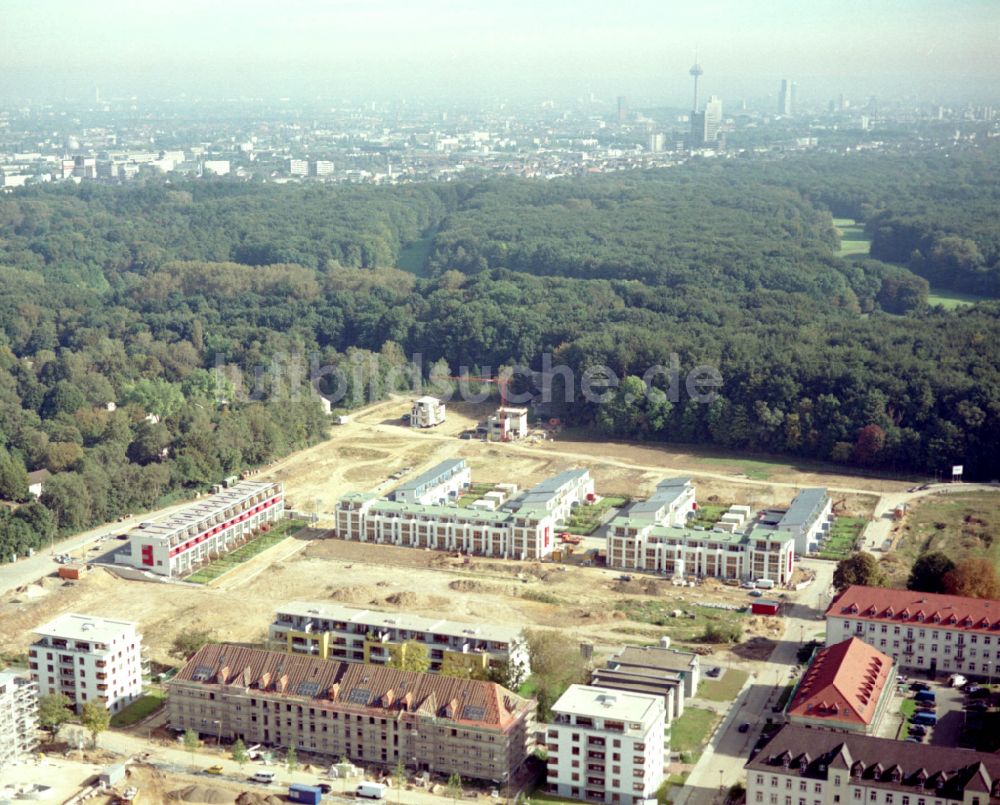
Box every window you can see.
[800,782,807,792]
[871,793,878,801]
[814,785,821,794]
[755,795,763,804]
[757,776,765,786]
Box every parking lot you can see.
[878,675,985,746]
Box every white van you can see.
[755,579,776,590]
[250,770,276,784]
[356,782,387,799]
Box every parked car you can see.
[205,765,224,775]
[706,667,721,678]
[910,682,931,692]
[738,722,751,733]
[749,589,764,597]
[909,725,927,736]
[949,674,968,688]
[318,784,333,795]
[963,683,982,694]
[966,700,989,711]
[970,687,992,699]
[906,736,924,743]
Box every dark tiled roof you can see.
[612,645,697,673]
[747,724,1000,800]
[828,585,1000,635]
[171,643,531,730]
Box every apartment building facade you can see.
[547,685,666,805]
[29,614,142,713]
[117,481,284,577]
[825,586,1000,678]
[607,520,795,585]
[335,469,593,561]
[759,488,832,555]
[268,602,530,682]
[0,669,38,770]
[411,396,446,428]
[747,724,1000,805]
[168,644,535,782]
[592,643,700,722]
[390,460,471,505]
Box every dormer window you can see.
[885,606,894,617]
[848,604,859,614]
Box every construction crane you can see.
[442,374,511,440]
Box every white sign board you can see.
[952,465,964,475]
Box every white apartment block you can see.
[747,724,1000,805]
[411,396,446,428]
[825,586,1000,678]
[759,488,832,555]
[335,469,593,560]
[0,669,38,769]
[287,158,309,176]
[311,160,335,176]
[202,159,230,176]
[117,481,283,577]
[390,459,470,505]
[268,601,530,682]
[29,614,142,713]
[606,477,795,584]
[547,685,666,805]
[607,520,795,585]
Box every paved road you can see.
[0,498,199,597]
[674,559,835,805]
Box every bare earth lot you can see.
[1,395,904,671]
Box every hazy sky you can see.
[3,0,998,105]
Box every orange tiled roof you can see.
[172,643,531,731]
[827,585,1000,633]
[787,637,893,726]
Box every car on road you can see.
[738,722,751,733]
[749,589,764,597]
[205,765,224,775]
[116,533,129,540]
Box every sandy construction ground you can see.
[1,395,902,673]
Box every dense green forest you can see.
[1,143,999,559]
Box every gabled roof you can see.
[171,643,532,731]
[787,637,893,726]
[747,724,1000,800]
[828,585,1000,634]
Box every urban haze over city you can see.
[1,2,1000,804]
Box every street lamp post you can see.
[213,719,221,747]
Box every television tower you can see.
[689,57,704,112]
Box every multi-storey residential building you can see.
[0,669,38,770]
[607,520,795,585]
[168,644,535,782]
[117,481,283,577]
[758,488,832,555]
[29,614,142,713]
[547,685,666,805]
[746,724,1000,805]
[825,586,1000,678]
[268,602,530,682]
[785,637,896,735]
[390,459,471,505]
[287,158,309,176]
[334,469,593,560]
[626,478,696,528]
[591,642,700,722]
[411,396,446,428]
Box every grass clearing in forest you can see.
[927,288,986,309]
[834,217,871,257]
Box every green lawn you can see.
[833,218,871,257]
[396,232,437,277]
[689,504,728,528]
[817,517,866,559]
[670,706,720,759]
[927,288,986,309]
[456,483,497,507]
[110,689,166,727]
[899,698,917,739]
[698,669,749,702]
[562,496,628,535]
[616,600,746,643]
[518,676,539,698]
[185,519,306,584]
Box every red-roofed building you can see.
[786,637,896,734]
[825,585,1000,678]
